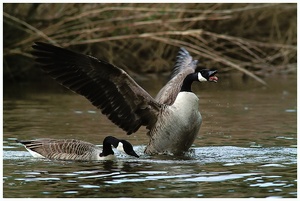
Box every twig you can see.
[61,29,204,46]
[147,36,267,85]
[3,12,57,46]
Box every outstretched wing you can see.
[32,42,161,134]
[155,47,198,105]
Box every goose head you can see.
[116,140,140,158]
[102,136,139,158]
[198,69,218,83]
[181,69,218,92]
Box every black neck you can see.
[180,73,198,92]
[100,136,118,157]
[100,144,114,157]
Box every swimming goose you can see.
[16,136,139,161]
[31,42,218,155]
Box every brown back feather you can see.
[19,139,97,160]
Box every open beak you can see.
[208,70,218,83]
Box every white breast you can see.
[170,92,202,135]
[171,92,200,117]
[93,149,116,160]
[145,91,202,155]
[97,154,116,160]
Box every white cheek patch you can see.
[198,73,207,82]
[116,142,125,153]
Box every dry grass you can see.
[3,3,297,84]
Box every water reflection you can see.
[3,143,297,198]
[3,75,297,198]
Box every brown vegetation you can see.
[3,3,297,84]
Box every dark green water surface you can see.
[3,75,297,198]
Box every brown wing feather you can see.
[32,42,161,134]
[155,47,198,105]
[155,68,195,105]
[169,47,196,79]
[18,139,96,159]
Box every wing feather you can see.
[155,47,198,105]
[18,139,95,159]
[32,42,161,134]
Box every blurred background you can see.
[3,3,297,85]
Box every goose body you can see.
[17,136,139,161]
[32,42,218,155]
[145,92,202,155]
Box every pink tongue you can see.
[209,76,218,82]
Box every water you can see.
[3,74,297,198]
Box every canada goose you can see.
[16,136,139,161]
[32,42,218,155]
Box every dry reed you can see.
[3,3,297,84]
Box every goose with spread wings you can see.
[32,42,218,155]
